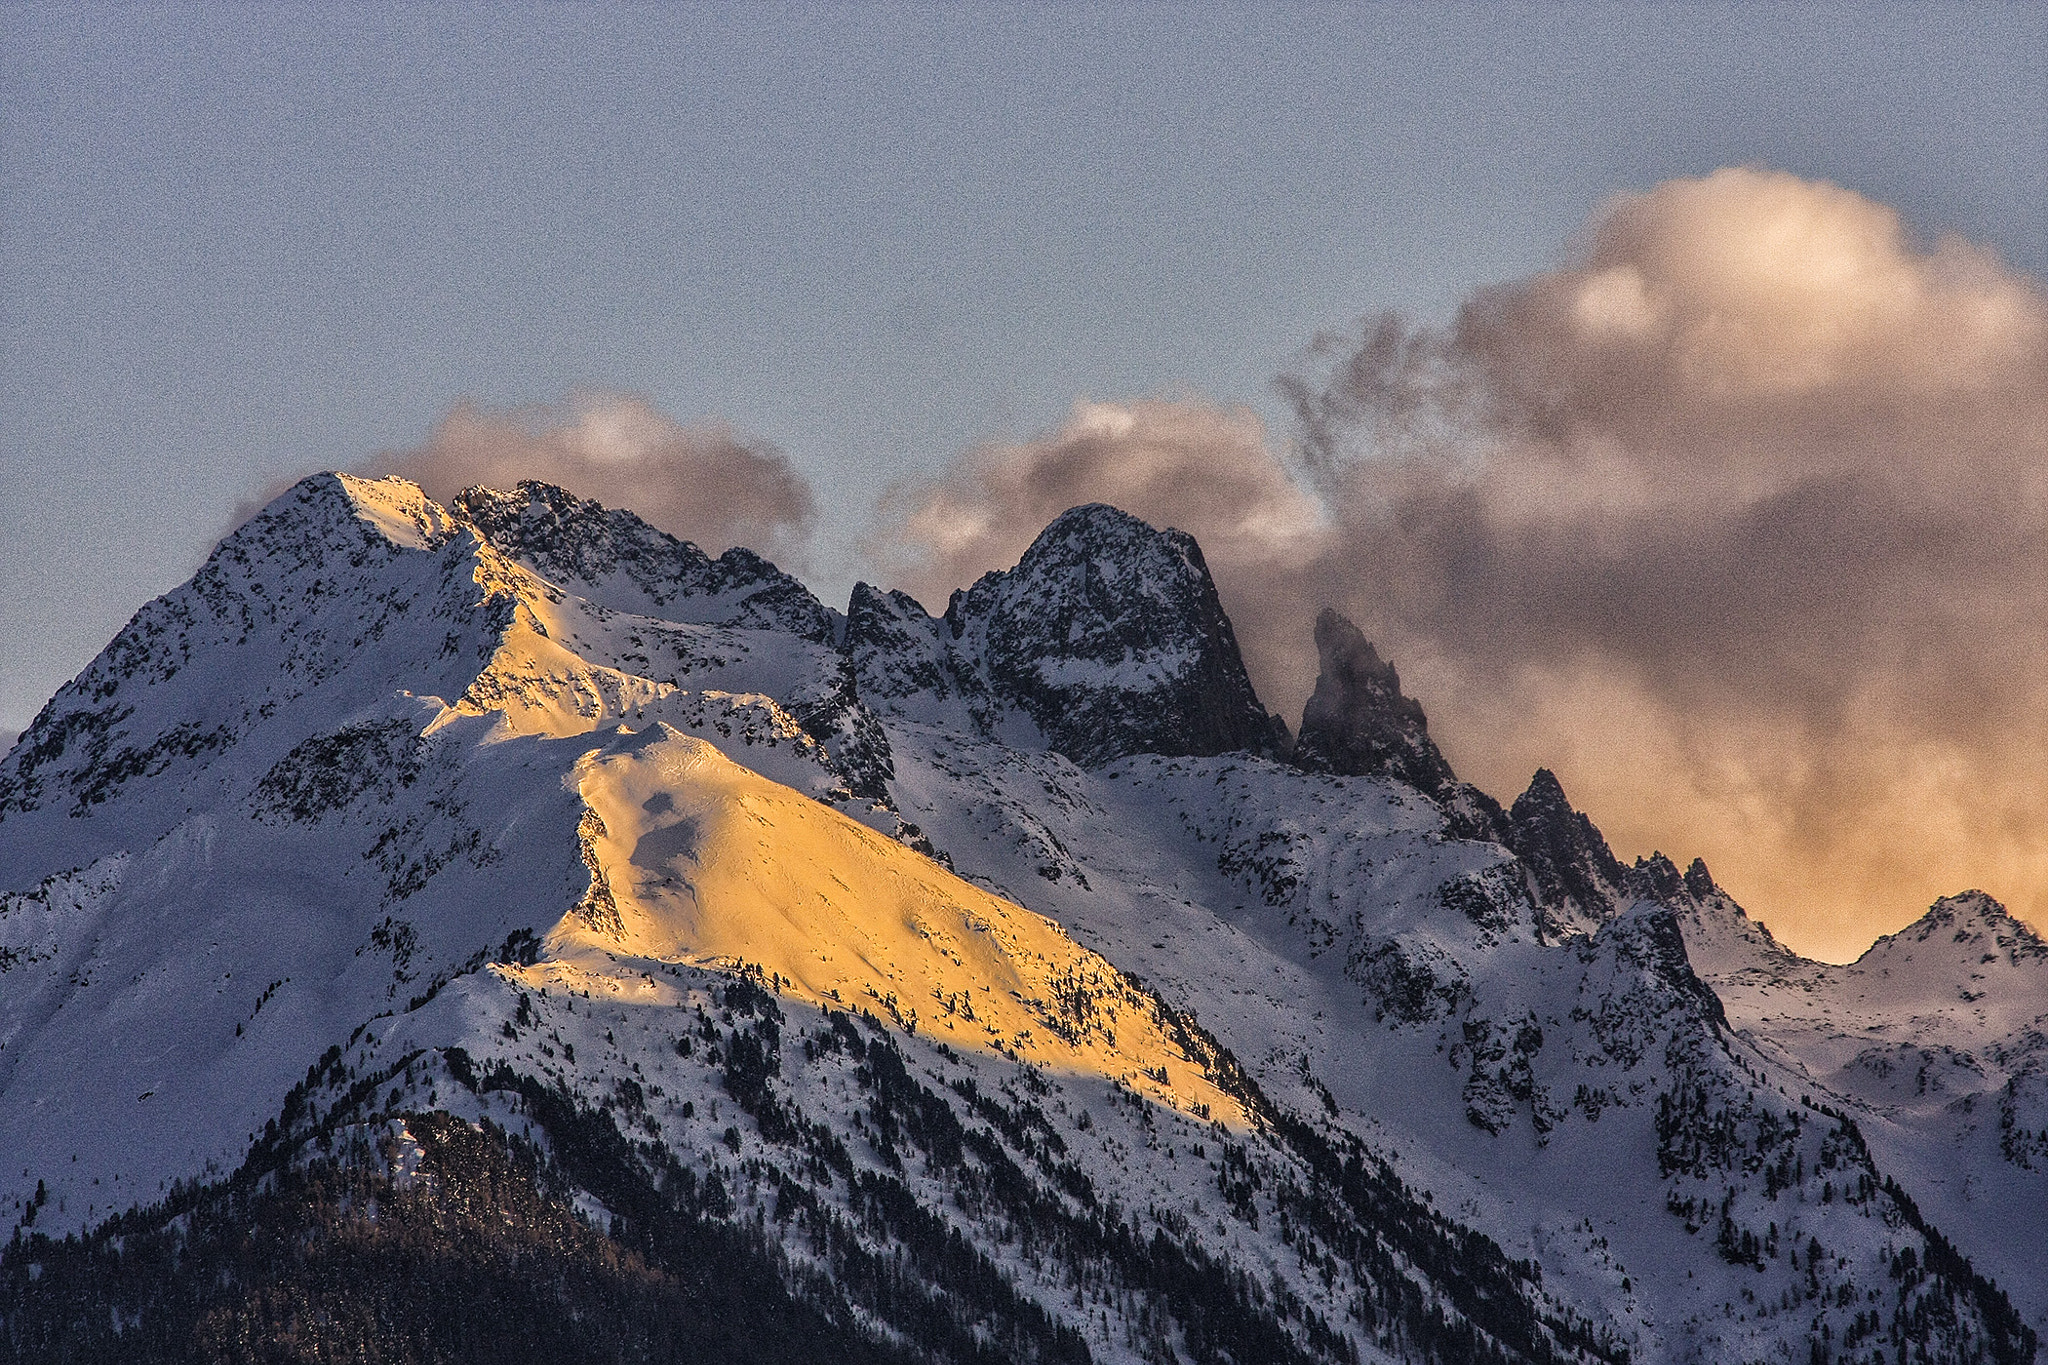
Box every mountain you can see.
[1671,880,2048,1337]
[0,475,2036,1364]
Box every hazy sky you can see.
[4,4,2044,956]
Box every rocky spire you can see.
[1501,768,1629,927]
[1292,609,1455,794]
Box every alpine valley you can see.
[0,473,2041,1364]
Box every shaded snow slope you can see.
[878,727,2033,1362]
[1676,880,2048,1336]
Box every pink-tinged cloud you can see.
[368,394,818,563]
[868,397,1327,613]
[876,168,2048,961]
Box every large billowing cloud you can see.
[367,394,818,562]
[874,168,2048,961]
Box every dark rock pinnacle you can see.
[1502,768,1629,924]
[1292,609,1456,794]
[940,505,1288,767]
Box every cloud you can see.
[867,397,1328,612]
[366,393,818,562]
[1293,168,2048,959]
[874,168,2048,961]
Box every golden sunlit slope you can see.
[323,473,657,742]
[557,724,1248,1125]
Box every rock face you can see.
[844,583,958,709]
[1292,609,1455,792]
[1501,768,1629,933]
[856,504,1287,767]
[454,481,833,640]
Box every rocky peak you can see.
[1623,852,1687,904]
[844,583,954,707]
[1617,851,1733,914]
[1920,890,2021,933]
[938,504,1286,766]
[1859,890,2048,968]
[1501,767,1628,931]
[453,481,831,640]
[1643,852,1821,994]
[1292,609,1455,794]
[1598,901,1730,1031]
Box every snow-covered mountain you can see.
[1671,880,2048,1340]
[0,474,2036,1363]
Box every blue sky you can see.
[3,2,2044,735]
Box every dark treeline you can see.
[0,1108,906,1365]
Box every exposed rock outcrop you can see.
[1292,609,1455,794]
[852,505,1287,767]
[455,481,833,640]
[1502,768,1629,933]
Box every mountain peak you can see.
[1624,851,1686,902]
[844,583,955,708]
[1031,500,1154,544]
[937,504,1286,766]
[235,472,449,560]
[1501,767,1627,931]
[1518,766,1569,809]
[1860,889,2048,966]
[329,472,460,549]
[1925,889,2013,927]
[1292,609,1454,793]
